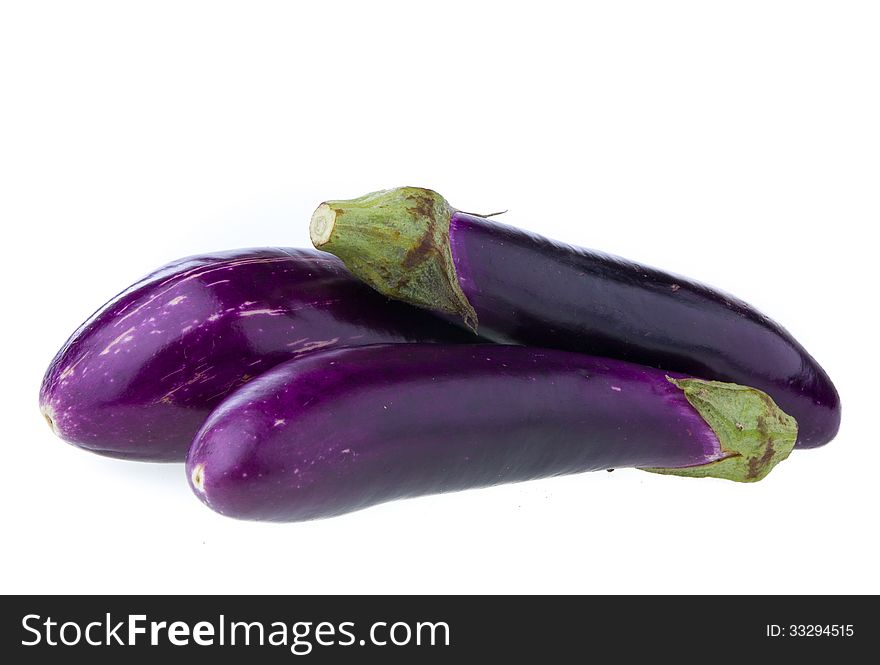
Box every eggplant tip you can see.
[191,463,206,493]
[41,404,61,437]
[310,204,336,247]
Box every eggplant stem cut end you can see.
[309,204,336,247]
[641,377,798,482]
[191,463,206,493]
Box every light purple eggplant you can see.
[187,344,796,522]
[310,187,840,449]
[40,248,475,461]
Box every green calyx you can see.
[309,187,478,330]
[644,377,798,482]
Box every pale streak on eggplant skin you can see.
[39,248,477,462]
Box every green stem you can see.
[645,377,797,482]
[310,187,478,330]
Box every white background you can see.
[1,1,877,594]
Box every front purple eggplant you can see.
[40,248,475,461]
[187,344,796,522]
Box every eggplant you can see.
[310,187,840,448]
[40,248,475,461]
[187,344,797,522]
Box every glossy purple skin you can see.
[40,248,475,461]
[187,344,722,522]
[449,213,840,448]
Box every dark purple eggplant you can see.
[39,248,475,462]
[186,344,796,522]
[309,187,840,448]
